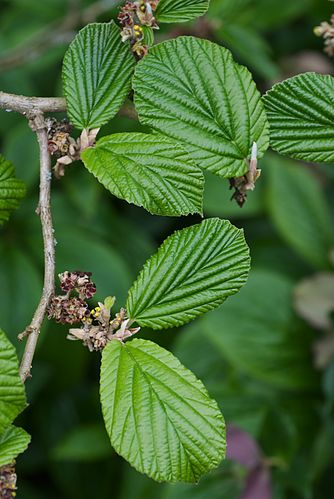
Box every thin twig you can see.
[0,91,137,120]
[0,92,66,114]
[18,113,56,382]
[0,96,57,381]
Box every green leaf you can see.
[100,338,226,483]
[155,0,209,23]
[265,154,334,268]
[0,154,26,225]
[0,329,26,435]
[126,218,250,329]
[142,26,154,48]
[202,269,317,390]
[263,73,334,163]
[52,424,112,462]
[133,37,269,178]
[62,22,135,130]
[0,426,31,467]
[81,133,204,216]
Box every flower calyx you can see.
[118,1,160,59]
[68,300,140,351]
[229,142,261,207]
[46,120,99,178]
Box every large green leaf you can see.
[155,0,209,23]
[100,338,226,483]
[133,37,269,178]
[81,133,204,216]
[263,73,334,163]
[62,22,135,130]
[0,154,26,225]
[265,155,334,268]
[202,270,317,390]
[126,218,250,329]
[0,329,26,435]
[0,426,31,467]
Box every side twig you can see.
[0,92,66,114]
[0,91,137,120]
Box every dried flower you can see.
[68,306,140,351]
[0,463,17,499]
[314,15,334,57]
[59,271,96,299]
[47,296,88,324]
[46,125,99,178]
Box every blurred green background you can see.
[1,0,334,497]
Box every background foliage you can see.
[0,0,334,497]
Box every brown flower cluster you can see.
[68,300,140,351]
[48,271,97,325]
[48,273,140,350]
[118,0,160,58]
[59,270,96,299]
[314,15,334,57]
[0,463,17,499]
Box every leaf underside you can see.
[263,72,334,163]
[0,155,26,226]
[0,329,26,435]
[62,22,135,129]
[126,218,250,329]
[155,0,210,23]
[100,338,226,483]
[81,133,204,216]
[133,36,269,178]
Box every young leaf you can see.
[0,154,26,225]
[263,72,334,163]
[0,426,31,467]
[0,329,26,435]
[62,22,135,130]
[81,133,204,216]
[133,37,269,178]
[100,338,226,483]
[265,155,334,268]
[155,0,210,23]
[126,218,250,329]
